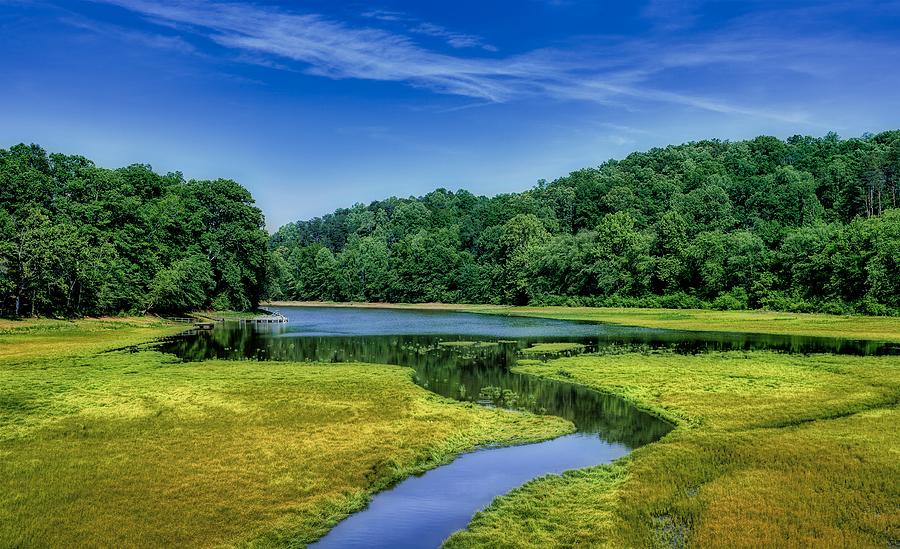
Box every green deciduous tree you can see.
[0,145,269,316]
[265,131,900,314]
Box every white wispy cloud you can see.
[409,22,498,52]
[61,14,197,55]
[83,0,892,124]
[87,0,562,102]
[360,9,411,23]
[362,7,497,51]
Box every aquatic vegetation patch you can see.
[520,342,585,357]
[437,340,500,348]
[478,386,539,411]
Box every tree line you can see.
[269,132,900,315]
[2,132,897,318]
[0,144,268,317]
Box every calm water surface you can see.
[156,306,895,548]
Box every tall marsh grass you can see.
[445,350,900,548]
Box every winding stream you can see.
[156,306,896,548]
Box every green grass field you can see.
[3,309,898,548]
[445,350,900,548]
[0,318,569,547]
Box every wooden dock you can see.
[166,310,288,327]
[237,309,288,324]
[165,317,218,330]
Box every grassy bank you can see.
[265,301,900,341]
[0,319,570,547]
[444,350,900,548]
[497,307,900,342]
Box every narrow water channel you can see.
[155,306,895,548]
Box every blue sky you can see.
[2,1,900,229]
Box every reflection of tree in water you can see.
[407,344,673,447]
[156,324,896,449]
[158,329,674,448]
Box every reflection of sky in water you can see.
[309,434,627,549]
[267,306,624,338]
[256,306,895,355]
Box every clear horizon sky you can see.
[3,0,900,230]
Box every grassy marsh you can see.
[445,350,900,548]
[5,311,898,548]
[0,319,570,547]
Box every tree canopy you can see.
[0,144,268,316]
[3,132,898,317]
[270,131,900,315]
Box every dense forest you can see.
[0,144,269,317]
[2,132,898,318]
[270,132,900,315]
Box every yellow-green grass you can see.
[0,319,570,547]
[494,307,900,342]
[265,301,900,341]
[445,350,900,548]
[520,342,585,355]
[0,316,183,362]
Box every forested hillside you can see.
[270,132,900,315]
[0,144,269,316]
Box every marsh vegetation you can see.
[1,306,898,547]
[447,349,900,548]
[0,316,568,547]
[162,306,897,547]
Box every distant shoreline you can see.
[262,302,900,342]
[264,300,492,311]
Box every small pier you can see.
[166,310,288,327]
[165,317,217,330]
[237,309,288,324]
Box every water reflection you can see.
[158,328,672,447]
[157,307,896,447]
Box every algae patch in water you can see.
[438,341,500,349]
[478,385,539,412]
[520,342,586,357]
